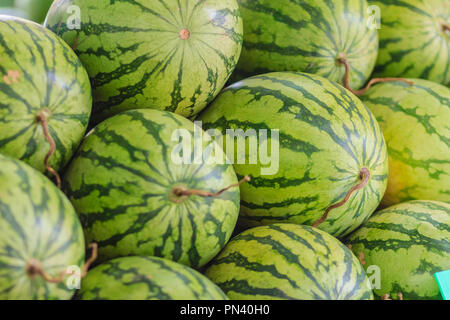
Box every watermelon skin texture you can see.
[0,16,92,174]
[77,256,227,300]
[205,223,373,300]
[232,0,378,89]
[369,0,449,85]
[360,79,450,207]
[0,154,85,300]
[45,0,243,123]
[63,109,240,268]
[197,72,388,238]
[346,200,450,300]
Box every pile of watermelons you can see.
[0,0,448,301]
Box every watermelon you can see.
[205,223,373,300]
[346,200,450,300]
[0,154,85,300]
[77,256,227,300]
[231,0,378,90]
[369,0,449,85]
[0,16,92,184]
[360,79,450,207]
[16,0,54,23]
[44,0,243,124]
[197,72,388,237]
[63,109,240,268]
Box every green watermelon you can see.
[360,79,450,207]
[205,223,373,300]
[63,109,240,268]
[0,16,92,182]
[0,154,85,300]
[369,0,449,85]
[16,0,54,23]
[77,256,227,300]
[231,0,378,90]
[44,0,243,124]
[346,200,450,300]
[197,72,388,237]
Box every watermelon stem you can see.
[337,55,414,95]
[313,168,370,228]
[36,110,61,189]
[443,23,450,33]
[179,28,191,40]
[172,175,251,199]
[25,242,98,283]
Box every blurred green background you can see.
[0,0,54,23]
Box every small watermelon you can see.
[205,223,373,300]
[45,0,243,123]
[0,154,85,300]
[197,72,388,237]
[369,0,449,85]
[360,79,449,207]
[0,16,92,181]
[346,200,450,300]
[77,256,227,300]
[63,109,240,268]
[231,0,378,90]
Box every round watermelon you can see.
[0,154,85,300]
[0,16,92,179]
[197,72,388,237]
[63,109,240,268]
[44,0,243,124]
[205,223,373,300]
[231,0,378,90]
[360,79,449,207]
[369,0,449,85]
[346,200,450,300]
[77,256,227,300]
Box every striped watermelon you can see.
[45,0,243,124]
[0,154,85,300]
[77,256,227,300]
[0,16,92,178]
[346,200,450,300]
[360,79,450,207]
[205,223,373,300]
[369,0,449,85]
[232,0,378,90]
[197,72,388,237]
[63,109,240,268]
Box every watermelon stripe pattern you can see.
[232,0,378,89]
[205,224,373,300]
[346,200,450,300]
[198,72,388,237]
[360,79,450,206]
[45,0,243,123]
[63,109,240,268]
[0,154,85,300]
[0,16,92,174]
[369,0,450,85]
[77,256,227,300]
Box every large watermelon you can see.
[346,200,450,300]
[369,0,449,85]
[77,256,227,300]
[231,0,378,90]
[0,154,85,300]
[360,79,449,207]
[197,72,388,237]
[45,0,243,124]
[63,109,240,268]
[205,223,373,300]
[0,16,92,183]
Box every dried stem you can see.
[337,54,414,95]
[36,110,61,189]
[173,176,251,198]
[313,168,370,228]
[26,243,98,283]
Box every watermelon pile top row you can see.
[0,0,448,301]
